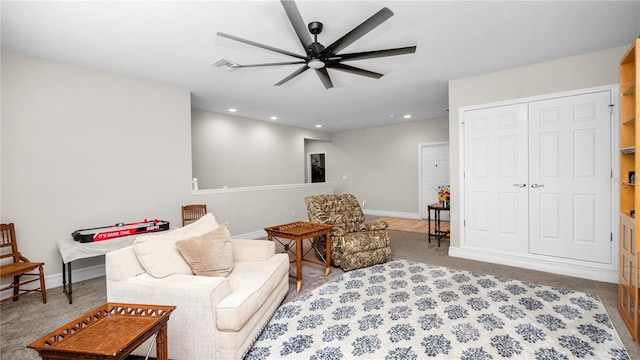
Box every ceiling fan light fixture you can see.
[308,59,325,69]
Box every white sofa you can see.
[105,214,289,359]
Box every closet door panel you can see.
[464,104,529,252]
[529,91,612,263]
[538,193,561,239]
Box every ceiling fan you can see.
[216,0,417,89]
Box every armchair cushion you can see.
[133,213,219,278]
[362,219,389,231]
[175,224,234,277]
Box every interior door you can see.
[528,91,612,263]
[421,144,449,219]
[463,103,529,252]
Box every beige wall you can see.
[306,118,450,215]
[448,46,628,248]
[191,109,329,189]
[1,51,192,276]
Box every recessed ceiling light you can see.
[403,114,412,119]
[270,116,278,120]
[315,124,322,128]
[228,108,237,112]
[389,114,396,118]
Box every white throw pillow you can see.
[134,213,219,278]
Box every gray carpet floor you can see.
[2,228,639,359]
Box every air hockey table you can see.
[57,220,170,303]
[72,219,169,243]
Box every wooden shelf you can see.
[621,146,636,154]
[619,38,640,342]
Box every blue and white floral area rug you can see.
[247,259,629,359]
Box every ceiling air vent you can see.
[212,58,240,71]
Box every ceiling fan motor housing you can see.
[308,21,323,35]
[307,21,325,57]
[309,42,325,57]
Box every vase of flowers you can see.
[438,186,450,208]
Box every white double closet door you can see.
[464,90,612,264]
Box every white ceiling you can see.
[2,1,639,132]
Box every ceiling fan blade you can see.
[337,46,417,61]
[327,63,383,79]
[322,7,394,56]
[239,61,306,68]
[217,32,305,60]
[315,68,333,89]
[275,65,309,86]
[280,0,313,53]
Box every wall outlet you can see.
[362,201,365,208]
[291,210,296,217]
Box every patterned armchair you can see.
[304,194,391,271]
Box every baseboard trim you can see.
[363,209,421,219]
[232,231,266,240]
[449,246,618,284]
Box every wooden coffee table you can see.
[265,221,333,292]
[27,303,175,360]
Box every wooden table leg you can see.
[427,206,432,243]
[155,324,169,360]
[435,209,442,247]
[324,232,331,277]
[296,238,302,292]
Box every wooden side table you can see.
[265,221,333,292]
[427,203,450,247]
[27,303,175,360]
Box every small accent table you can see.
[427,203,450,247]
[265,221,333,292]
[27,303,175,360]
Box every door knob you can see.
[512,183,526,187]
[530,183,545,188]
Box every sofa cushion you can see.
[216,253,289,331]
[134,213,219,278]
[175,225,234,277]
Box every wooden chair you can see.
[0,223,47,303]
[181,204,207,226]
